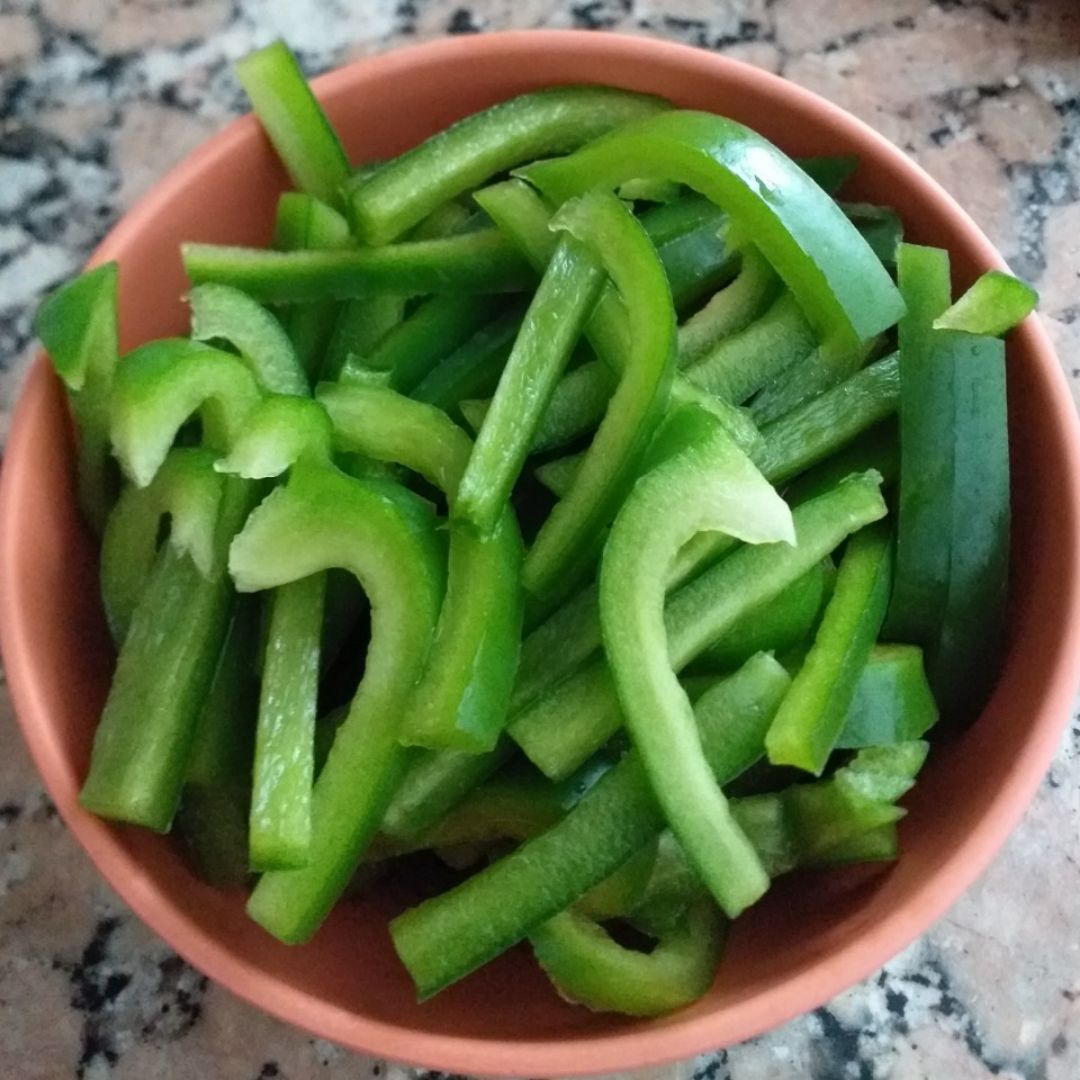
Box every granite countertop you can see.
[2,1,1080,1077]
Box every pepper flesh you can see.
[837,644,939,749]
[934,269,1038,337]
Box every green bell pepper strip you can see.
[513,471,887,781]
[100,448,225,643]
[691,560,831,674]
[455,234,606,534]
[238,462,444,943]
[213,394,333,480]
[517,110,904,349]
[618,177,683,203]
[683,290,817,402]
[600,405,793,916]
[390,653,790,1000]
[235,40,350,209]
[320,294,406,382]
[411,306,521,411]
[182,229,534,304]
[189,283,309,396]
[176,600,260,888]
[933,269,1037,336]
[340,293,501,393]
[677,246,780,366]
[318,382,524,751]
[782,419,899,506]
[272,193,353,379]
[408,198,476,240]
[109,337,262,487]
[535,452,585,498]
[530,900,724,1018]
[35,262,120,534]
[79,475,259,830]
[347,86,668,244]
[523,191,679,610]
[837,644,939,749]
[766,522,894,775]
[886,243,954,644]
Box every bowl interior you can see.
[3,31,1079,1075]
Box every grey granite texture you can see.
[3,1,1080,1077]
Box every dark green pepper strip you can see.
[684,290,817,402]
[837,644,939,749]
[189,283,309,396]
[109,338,262,487]
[340,293,501,393]
[517,110,904,348]
[79,476,258,830]
[318,382,524,751]
[513,471,887,781]
[530,900,724,1018]
[347,86,668,244]
[933,269,1038,336]
[235,40,350,209]
[35,263,120,533]
[239,462,444,943]
[843,202,903,270]
[182,229,534,304]
[782,420,899,506]
[766,522,894,775]
[524,191,679,609]
[411,307,522,411]
[390,653,790,1000]
[321,294,406,382]
[455,235,606,535]
[176,599,260,888]
[600,405,793,916]
[100,448,225,643]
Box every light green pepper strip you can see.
[600,405,793,916]
[348,86,668,244]
[534,452,586,499]
[235,40,350,209]
[531,900,724,1018]
[766,522,894,775]
[100,448,225,643]
[35,263,120,533]
[782,420,899,506]
[933,269,1038,336]
[320,295,407,383]
[524,191,679,609]
[513,472,887,781]
[182,229,534,303]
[455,235,606,535]
[109,338,262,487]
[189,283,309,396]
[214,395,333,480]
[518,110,904,347]
[239,463,444,943]
[390,653,789,1000]
[318,383,524,751]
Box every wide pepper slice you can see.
[238,462,444,943]
[318,382,524,752]
[517,110,904,349]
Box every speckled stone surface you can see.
[2,2,1080,1077]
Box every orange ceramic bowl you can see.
[2,30,1080,1076]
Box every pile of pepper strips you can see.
[36,41,1036,1016]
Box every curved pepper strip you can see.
[238,462,444,943]
[109,337,262,487]
[933,269,1037,337]
[189,282,309,396]
[346,86,668,244]
[600,404,793,916]
[517,110,904,349]
[35,262,120,533]
[318,382,524,751]
[214,394,333,480]
[100,448,225,643]
[530,900,723,1018]
[390,653,790,1000]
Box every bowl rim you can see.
[3,28,1080,1077]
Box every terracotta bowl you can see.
[2,30,1079,1077]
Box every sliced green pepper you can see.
[35,263,120,533]
[766,522,894,775]
[321,294,406,383]
[235,40,351,209]
[934,269,1038,336]
[213,394,333,480]
[837,644,939,749]
[346,86,668,244]
[318,382,524,752]
[517,110,904,348]
[600,405,793,916]
[238,462,444,943]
